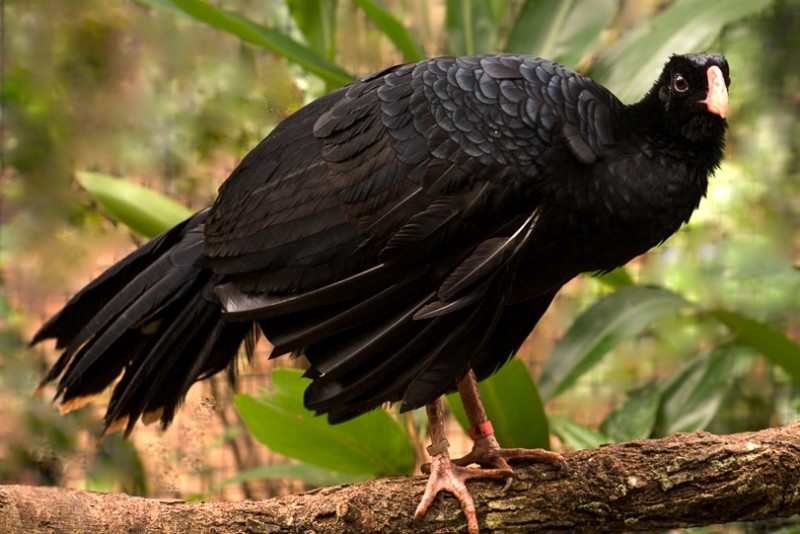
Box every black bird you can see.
[33,53,729,533]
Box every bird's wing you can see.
[207,54,618,299]
[203,55,622,417]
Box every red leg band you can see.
[469,420,494,440]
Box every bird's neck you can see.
[627,100,727,173]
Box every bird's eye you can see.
[672,74,689,93]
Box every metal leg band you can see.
[426,438,450,457]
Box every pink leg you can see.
[414,397,510,534]
[453,370,567,473]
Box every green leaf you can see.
[539,286,694,400]
[446,359,550,449]
[235,369,415,476]
[354,0,425,62]
[549,416,609,450]
[88,433,148,495]
[504,0,616,68]
[445,0,498,55]
[591,0,774,101]
[600,382,661,442]
[709,309,800,384]
[655,346,735,436]
[287,0,338,59]
[486,0,511,28]
[140,0,353,87]
[214,463,367,491]
[76,171,192,238]
[134,0,185,16]
[590,266,634,288]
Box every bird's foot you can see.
[458,424,567,470]
[423,422,568,474]
[452,373,568,478]
[414,438,512,534]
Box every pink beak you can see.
[699,65,728,119]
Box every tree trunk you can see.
[2,423,799,533]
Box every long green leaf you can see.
[445,0,498,55]
[354,0,425,62]
[76,171,192,238]
[538,286,694,400]
[139,0,353,87]
[591,0,773,101]
[287,0,338,59]
[486,0,511,28]
[446,359,550,449]
[549,416,610,450]
[235,369,415,476]
[600,382,661,442]
[504,0,616,68]
[710,310,800,383]
[655,346,735,436]
[134,0,184,15]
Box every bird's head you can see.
[642,53,730,143]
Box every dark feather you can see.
[436,209,539,301]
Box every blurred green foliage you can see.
[3,1,799,532]
[236,369,416,476]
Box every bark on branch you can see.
[2,423,799,533]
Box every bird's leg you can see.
[453,370,567,474]
[414,397,511,534]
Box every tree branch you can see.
[2,423,799,533]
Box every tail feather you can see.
[104,284,220,435]
[307,316,448,419]
[302,285,435,381]
[309,259,530,422]
[33,210,253,435]
[32,214,198,349]
[37,227,202,388]
[306,317,426,407]
[263,272,427,357]
[398,290,504,410]
[55,267,202,398]
[57,327,157,407]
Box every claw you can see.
[414,444,511,534]
[458,433,566,469]
[414,374,569,534]
[415,397,514,533]
[451,432,566,491]
[455,370,568,475]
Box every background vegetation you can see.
[2,1,798,531]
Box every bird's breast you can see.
[531,151,709,275]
